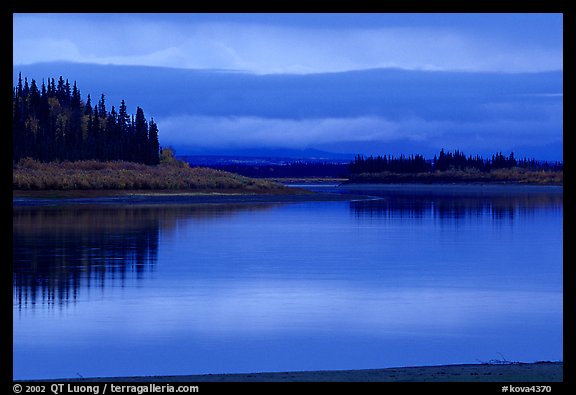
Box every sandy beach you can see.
[49,362,562,382]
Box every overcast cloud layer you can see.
[13,13,563,160]
[13,13,563,74]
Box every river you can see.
[13,184,563,380]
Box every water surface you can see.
[13,185,563,379]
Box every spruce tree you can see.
[107,106,120,160]
[148,118,160,165]
[13,75,160,165]
[134,107,148,164]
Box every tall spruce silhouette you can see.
[13,75,160,165]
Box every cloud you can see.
[156,114,562,154]
[157,115,400,149]
[12,62,563,159]
[13,14,563,74]
[14,38,84,65]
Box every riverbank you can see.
[12,159,290,193]
[40,362,562,382]
[12,189,371,207]
[13,181,562,207]
[346,168,563,185]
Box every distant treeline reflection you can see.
[349,188,563,220]
[13,204,276,308]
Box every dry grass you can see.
[13,158,290,193]
[348,167,562,185]
[489,168,563,184]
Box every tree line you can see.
[350,149,563,175]
[210,161,350,178]
[13,73,160,165]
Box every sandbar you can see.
[45,362,562,382]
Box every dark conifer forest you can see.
[349,149,563,175]
[13,74,160,165]
[12,74,562,187]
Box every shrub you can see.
[13,158,288,192]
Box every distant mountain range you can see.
[179,148,354,165]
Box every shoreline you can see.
[13,182,562,207]
[345,169,562,186]
[12,190,367,207]
[26,362,563,382]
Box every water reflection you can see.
[13,204,277,308]
[13,188,563,379]
[347,185,563,221]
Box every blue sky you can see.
[13,13,563,160]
